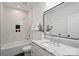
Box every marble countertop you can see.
[31,39,79,56]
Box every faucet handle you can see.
[68,35,70,37]
[59,34,61,36]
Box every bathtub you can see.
[1,40,31,56]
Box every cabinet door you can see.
[31,42,54,56]
[31,43,44,56]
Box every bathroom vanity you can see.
[31,39,79,56]
[40,2,79,56]
[31,39,55,56]
[31,2,79,56]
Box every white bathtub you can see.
[1,40,31,56]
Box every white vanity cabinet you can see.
[31,42,55,56]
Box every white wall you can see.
[31,3,46,40]
[1,5,32,48]
[46,2,61,10]
[32,3,46,30]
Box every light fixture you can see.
[17,5,20,7]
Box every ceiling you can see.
[3,2,46,12]
[3,2,62,12]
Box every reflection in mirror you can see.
[43,2,79,39]
[68,13,79,39]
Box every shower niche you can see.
[43,2,79,39]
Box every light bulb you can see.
[17,5,20,7]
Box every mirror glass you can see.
[44,2,79,39]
